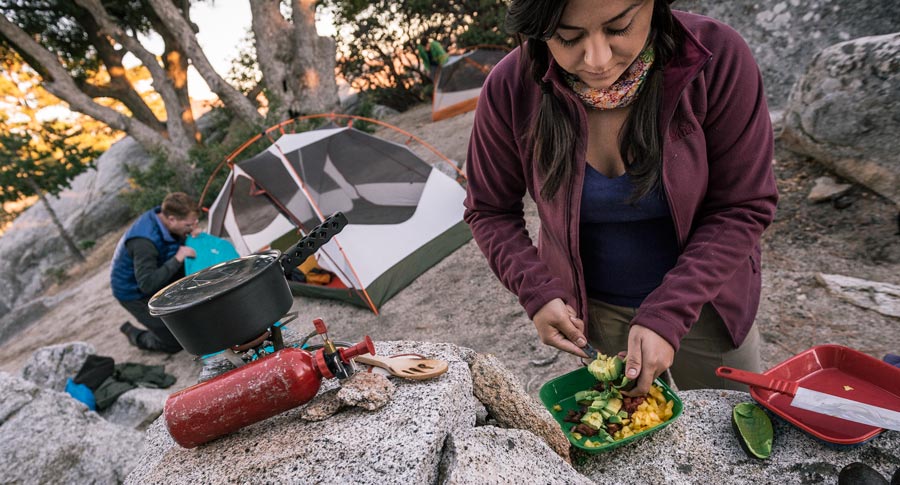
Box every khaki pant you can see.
[586,298,761,391]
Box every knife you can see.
[581,341,599,360]
[716,366,900,432]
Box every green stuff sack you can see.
[732,402,773,459]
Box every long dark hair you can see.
[506,0,681,202]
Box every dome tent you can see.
[432,46,509,121]
[204,115,470,314]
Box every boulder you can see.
[676,0,899,109]
[807,176,853,203]
[439,426,592,485]
[99,387,169,431]
[470,353,571,462]
[0,372,145,485]
[125,341,479,484]
[0,136,153,327]
[59,341,899,484]
[19,341,95,392]
[815,273,900,318]
[781,33,900,206]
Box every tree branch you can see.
[0,14,185,162]
[147,0,263,125]
[73,7,165,132]
[147,11,199,143]
[74,0,195,153]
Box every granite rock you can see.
[19,341,95,391]
[438,426,593,485]
[299,388,344,422]
[0,372,145,485]
[337,371,394,411]
[470,352,571,462]
[99,387,169,431]
[0,137,153,323]
[676,0,899,110]
[125,341,479,484]
[781,33,900,205]
[575,389,900,484]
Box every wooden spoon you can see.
[354,354,448,380]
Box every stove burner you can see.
[198,313,300,382]
[231,330,271,352]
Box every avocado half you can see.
[732,402,773,459]
[587,354,624,382]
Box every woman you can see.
[464,0,778,395]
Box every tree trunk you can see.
[250,0,296,121]
[74,0,196,157]
[148,10,200,143]
[251,0,339,121]
[26,178,85,262]
[147,0,263,126]
[288,0,339,116]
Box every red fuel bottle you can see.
[164,333,374,448]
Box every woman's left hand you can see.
[622,325,675,396]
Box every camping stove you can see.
[166,317,374,448]
[198,312,298,381]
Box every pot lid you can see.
[148,250,281,315]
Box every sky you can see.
[142,1,337,101]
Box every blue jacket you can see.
[110,207,181,301]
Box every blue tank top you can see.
[579,165,680,307]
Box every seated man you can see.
[110,192,198,353]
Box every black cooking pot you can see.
[148,213,348,355]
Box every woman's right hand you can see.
[533,298,589,358]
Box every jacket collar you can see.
[660,13,713,131]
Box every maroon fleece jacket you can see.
[463,11,778,351]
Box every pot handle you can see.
[279,212,349,276]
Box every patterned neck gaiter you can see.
[562,45,655,110]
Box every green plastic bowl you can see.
[539,367,684,453]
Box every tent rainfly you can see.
[432,47,508,122]
[207,125,471,314]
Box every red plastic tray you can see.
[750,344,900,445]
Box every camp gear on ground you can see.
[148,213,347,356]
[206,125,469,314]
[65,378,97,410]
[295,254,333,285]
[94,363,176,411]
[164,318,373,448]
[717,365,900,432]
[432,47,507,121]
[185,232,239,275]
[73,355,115,391]
[737,345,900,445]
